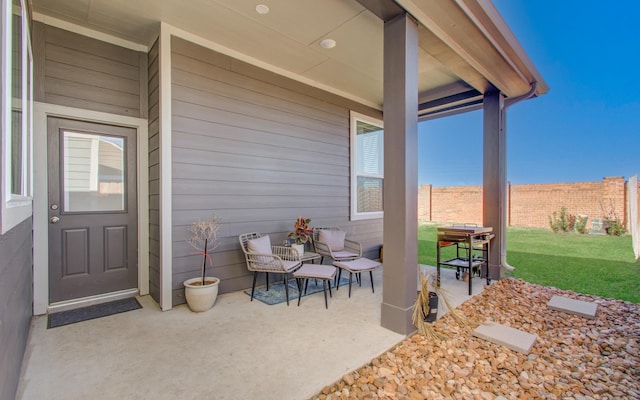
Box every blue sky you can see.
[418,0,640,187]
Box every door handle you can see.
[50,216,60,224]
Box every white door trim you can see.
[158,24,173,311]
[33,102,149,315]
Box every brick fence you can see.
[418,176,638,230]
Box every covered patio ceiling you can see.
[31,0,548,117]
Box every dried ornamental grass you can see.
[412,271,471,341]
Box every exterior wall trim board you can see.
[32,11,148,52]
[158,23,173,310]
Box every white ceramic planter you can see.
[292,244,304,256]
[183,277,220,312]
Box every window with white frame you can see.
[350,111,383,220]
[1,0,33,234]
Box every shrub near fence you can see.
[418,176,632,230]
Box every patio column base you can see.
[381,301,415,335]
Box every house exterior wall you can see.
[148,39,160,303]
[0,218,33,400]
[418,176,628,229]
[32,22,146,118]
[168,37,382,304]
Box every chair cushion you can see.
[293,264,337,280]
[331,250,359,260]
[318,229,346,252]
[247,235,272,254]
[281,260,301,273]
[333,258,381,272]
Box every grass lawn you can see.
[418,224,640,303]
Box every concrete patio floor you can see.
[17,265,486,400]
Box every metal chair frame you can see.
[239,232,302,305]
[313,227,363,286]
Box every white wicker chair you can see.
[239,232,302,305]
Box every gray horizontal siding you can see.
[171,144,346,178]
[33,21,145,118]
[0,218,33,400]
[148,39,160,303]
[169,36,382,303]
[171,39,348,126]
[171,122,347,164]
[170,99,346,153]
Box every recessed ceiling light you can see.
[255,4,269,15]
[320,39,336,49]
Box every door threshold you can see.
[48,288,139,314]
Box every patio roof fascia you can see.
[396,0,548,100]
[466,0,549,96]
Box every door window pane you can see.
[62,131,125,212]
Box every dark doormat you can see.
[47,297,142,329]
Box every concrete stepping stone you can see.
[473,322,537,355]
[547,295,597,319]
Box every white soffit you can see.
[30,0,544,108]
[220,0,367,46]
[304,58,383,105]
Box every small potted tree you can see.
[288,217,313,256]
[183,215,222,312]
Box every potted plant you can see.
[183,215,222,312]
[288,217,313,256]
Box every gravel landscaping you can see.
[312,278,640,399]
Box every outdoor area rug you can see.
[245,276,353,305]
[47,297,142,329]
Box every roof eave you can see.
[396,0,548,99]
[466,0,549,96]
